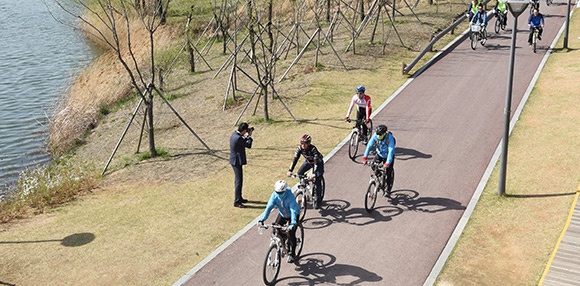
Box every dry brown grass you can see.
[47,9,177,155]
[3,1,577,285]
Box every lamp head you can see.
[506,0,529,17]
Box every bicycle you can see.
[258,223,304,285]
[292,173,326,222]
[470,23,487,50]
[493,8,507,33]
[364,159,395,213]
[346,118,373,160]
[531,26,540,53]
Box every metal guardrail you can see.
[402,15,467,75]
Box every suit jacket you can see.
[229,131,253,166]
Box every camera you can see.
[249,126,255,131]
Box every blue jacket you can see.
[528,13,544,28]
[259,188,300,227]
[229,131,252,166]
[471,10,487,25]
[363,132,396,165]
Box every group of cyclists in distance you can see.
[257,85,396,264]
[466,0,546,48]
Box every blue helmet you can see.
[356,85,365,93]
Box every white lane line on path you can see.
[423,7,576,286]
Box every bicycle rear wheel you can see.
[480,30,487,46]
[262,244,281,285]
[295,190,307,223]
[295,224,304,258]
[348,131,359,160]
[365,181,378,213]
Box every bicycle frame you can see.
[258,223,289,285]
[260,224,288,253]
[532,26,540,52]
[369,161,386,188]
[293,174,314,201]
[346,118,372,160]
[258,221,304,285]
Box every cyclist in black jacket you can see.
[287,134,325,209]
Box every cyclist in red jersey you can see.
[344,85,372,144]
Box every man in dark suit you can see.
[230,122,253,208]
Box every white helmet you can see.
[274,180,288,193]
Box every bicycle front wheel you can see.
[365,181,378,213]
[319,176,325,202]
[348,131,359,160]
[295,190,307,223]
[470,33,477,50]
[262,244,281,285]
[494,18,500,33]
[295,224,304,258]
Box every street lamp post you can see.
[498,0,529,196]
[564,0,571,48]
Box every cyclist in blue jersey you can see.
[258,180,301,263]
[528,8,544,46]
[362,125,396,195]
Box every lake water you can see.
[0,1,94,192]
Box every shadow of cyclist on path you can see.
[395,146,432,161]
[302,199,404,229]
[389,189,465,213]
[278,252,383,285]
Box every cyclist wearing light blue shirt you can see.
[362,125,396,167]
[258,180,301,263]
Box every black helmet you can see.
[375,124,388,136]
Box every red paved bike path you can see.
[176,3,571,285]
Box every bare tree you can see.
[52,0,210,174]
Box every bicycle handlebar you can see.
[290,173,311,181]
[258,223,289,233]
